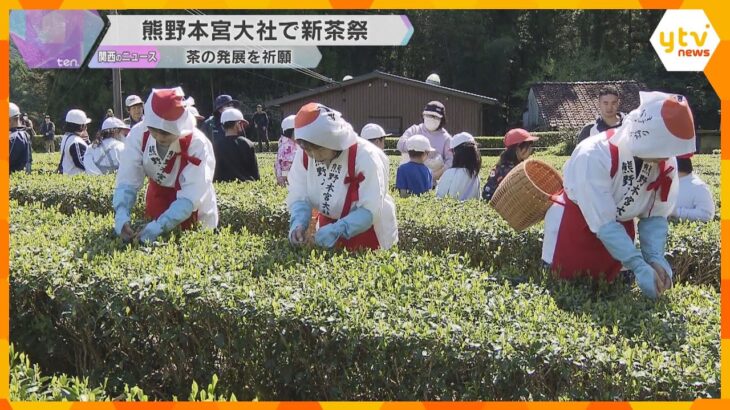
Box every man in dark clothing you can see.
[9,103,32,173]
[203,94,241,142]
[39,114,56,152]
[252,104,270,151]
[213,108,260,182]
[575,85,625,144]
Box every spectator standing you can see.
[123,95,145,129]
[252,104,270,151]
[39,114,56,152]
[575,85,625,145]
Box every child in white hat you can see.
[436,132,481,200]
[84,117,129,175]
[396,135,434,197]
[113,87,218,243]
[287,103,397,251]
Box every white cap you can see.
[406,134,434,152]
[10,102,20,117]
[294,103,357,151]
[450,132,476,149]
[342,75,353,81]
[143,87,194,136]
[360,123,391,140]
[101,117,129,131]
[281,114,296,131]
[426,73,441,85]
[65,109,92,125]
[221,108,245,124]
[125,94,143,107]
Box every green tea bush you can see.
[9,344,231,401]
[10,202,720,400]
[10,169,720,287]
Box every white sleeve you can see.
[675,181,716,222]
[286,147,311,207]
[115,128,145,189]
[435,169,453,198]
[353,149,387,218]
[112,143,125,169]
[693,182,716,221]
[84,149,101,175]
[469,176,482,199]
[177,136,215,209]
[565,149,617,233]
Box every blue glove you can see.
[596,221,659,298]
[314,222,345,248]
[339,207,374,239]
[638,217,673,276]
[137,220,164,243]
[314,207,373,248]
[632,263,661,299]
[113,184,138,235]
[596,221,645,271]
[288,200,312,245]
[138,198,194,243]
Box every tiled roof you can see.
[530,81,647,130]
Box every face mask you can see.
[424,116,440,131]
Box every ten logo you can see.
[57,58,79,67]
[650,10,719,72]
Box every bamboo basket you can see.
[489,159,563,231]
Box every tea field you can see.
[9,151,721,401]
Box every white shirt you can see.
[115,124,219,229]
[287,137,398,249]
[84,138,124,175]
[436,168,481,200]
[60,133,89,176]
[672,173,715,222]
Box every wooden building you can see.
[266,71,500,136]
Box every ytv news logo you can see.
[650,10,719,72]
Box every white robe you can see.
[542,132,678,263]
[287,137,398,249]
[115,124,219,229]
